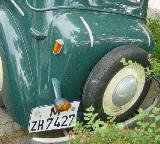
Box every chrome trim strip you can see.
[32,136,72,143]
[80,16,94,47]
[11,0,24,16]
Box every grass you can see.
[147,19,160,78]
[147,19,160,61]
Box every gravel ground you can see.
[148,0,160,18]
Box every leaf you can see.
[84,117,90,121]
[137,121,143,126]
[149,114,155,118]
[143,122,150,128]
[84,112,93,118]
[155,115,160,121]
[86,106,95,112]
[150,123,156,128]
[156,127,160,132]
[120,58,128,66]
[147,128,153,133]
[128,60,133,64]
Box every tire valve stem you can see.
[52,78,71,112]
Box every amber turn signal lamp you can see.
[52,39,64,54]
[54,98,71,112]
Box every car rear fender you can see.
[0,8,35,127]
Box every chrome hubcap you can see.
[112,75,138,107]
[103,64,145,116]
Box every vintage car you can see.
[0,0,156,137]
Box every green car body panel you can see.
[0,0,156,127]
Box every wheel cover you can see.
[103,64,145,116]
[0,57,3,92]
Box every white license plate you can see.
[28,101,80,133]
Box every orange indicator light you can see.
[52,39,64,54]
[55,101,71,112]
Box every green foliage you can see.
[147,19,160,60]
[146,19,160,77]
[69,106,160,144]
[147,57,160,77]
[135,107,160,144]
[120,57,160,78]
[120,20,160,78]
[120,58,134,66]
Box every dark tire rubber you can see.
[82,45,151,122]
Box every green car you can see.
[0,0,155,134]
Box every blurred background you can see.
[148,0,160,18]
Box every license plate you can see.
[28,101,80,133]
